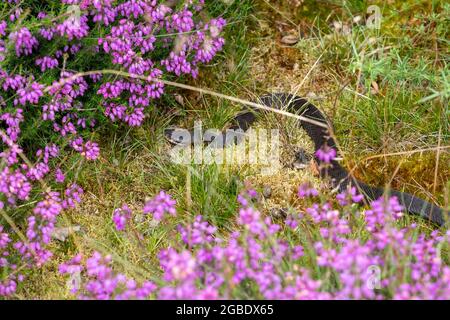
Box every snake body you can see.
[166,93,447,226]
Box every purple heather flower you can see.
[90,0,117,26]
[15,81,44,106]
[177,215,217,247]
[58,189,450,300]
[36,144,59,164]
[0,0,228,298]
[71,138,100,160]
[315,145,337,163]
[56,15,90,41]
[40,27,55,41]
[25,161,50,181]
[283,209,303,227]
[237,207,266,237]
[104,102,127,122]
[35,56,59,72]
[37,12,48,20]
[0,40,5,62]
[62,184,83,209]
[60,251,155,299]
[0,21,7,36]
[159,249,197,282]
[113,204,132,231]
[365,196,404,233]
[83,141,100,160]
[298,182,319,198]
[59,254,83,276]
[9,27,38,56]
[33,191,62,221]
[89,73,102,82]
[0,279,17,297]
[9,8,22,22]
[55,168,65,183]
[143,191,176,221]
[292,245,304,259]
[336,187,364,206]
[0,167,32,202]
[0,226,11,249]
[171,9,194,33]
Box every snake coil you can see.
[166,93,448,227]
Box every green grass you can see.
[8,0,449,298]
[12,0,259,298]
[265,0,449,204]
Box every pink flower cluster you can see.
[0,182,83,295]
[35,56,59,72]
[59,252,156,299]
[9,27,39,57]
[143,191,177,221]
[93,1,225,127]
[0,0,225,297]
[59,189,449,300]
[113,204,132,231]
[315,145,337,163]
[177,215,217,248]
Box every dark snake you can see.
[165,93,448,227]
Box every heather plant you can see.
[1,0,449,300]
[59,188,450,300]
[0,0,226,297]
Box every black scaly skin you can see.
[165,93,448,226]
[255,93,447,226]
